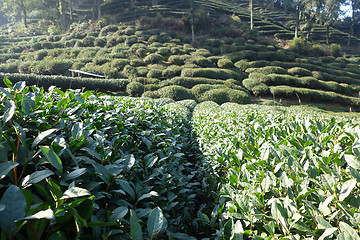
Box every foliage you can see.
[192,102,360,239]
[0,79,214,239]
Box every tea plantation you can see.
[2,0,360,239]
[1,79,360,239]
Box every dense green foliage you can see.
[0,79,214,239]
[192,101,360,239]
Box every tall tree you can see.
[250,0,254,30]
[0,0,40,28]
[319,0,344,44]
[347,0,360,45]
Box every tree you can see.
[250,0,254,30]
[319,0,344,44]
[0,0,40,28]
[347,0,360,45]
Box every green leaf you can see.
[0,161,18,180]
[0,185,26,236]
[23,209,54,220]
[31,129,57,149]
[13,81,25,92]
[0,87,14,100]
[48,231,66,240]
[60,187,91,199]
[3,78,13,88]
[138,191,159,202]
[130,209,143,240]
[339,179,357,201]
[40,146,63,173]
[109,207,128,222]
[21,169,54,188]
[117,179,135,199]
[4,101,16,123]
[339,221,360,240]
[264,221,275,236]
[0,204,4,212]
[0,142,9,161]
[123,154,136,172]
[344,154,360,170]
[147,207,166,239]
[319,227,338,240]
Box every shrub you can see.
[123,65,138,77]
[162,65,181,78]
[93,57,109,65]
[0,62,19,73]
[252,84,270,96]
[217,58,234,68]
[94,37,106,47]
[156,47,171,56]
[226,50,256,62]
[191,48,211,57]
[136,48,147,58]
[181,68,246,81]
[162,77,224,88]
[144,84,160,91]
[168,55,190,65]
[177,99,198,111]
[185,56,213,67]
[34,50,48,60]
[171,46,185,55]
[18,61,36,74]
[31,60,73,75]
[133,77,160,85]
[130,58,146,67]
[111,59,130,70]
[246,66,287,75]
[99,25,119,36]
[247,60,270,68]
[126,81,145,96]
[199,88,250,104]
[329,43,343,57]
[289,37,310,55]
[242,78,261,91]
[147,69,163,78]
[65,39,77,47]
[31,42,42,51]
[125,37,138,46]
[142,90,160,98]
[191,84,225,99]
[136,67,149,77]
[288,67,312,77]
[82,36,95,47]
[208,56,222,64]
[157,85,194,100]
[144,53,163,64]
[234,60,250,71]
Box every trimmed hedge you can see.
[185,56,213,67]
[156,85,194,100]
[181,68,246,81]
[199,88,251,104]
[0,73,129,92]
[270,85,360,106]
[217,58,234,68]
[126,81,145,96]
[144,53,163,64]
[191,84,226,99]
[246,66,287,75]
[287,67,313,77]
[161,77,225,89]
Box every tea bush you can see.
[191,84,226,99]
[199,88,251,104]
[126,81,145,96]
[144,53,163,64]
[157,85,194,100]
[147,69,163,78]
[288,67,313,77]
[181,68,246,81]
[217,58,234,68]
[162,77,224,89]
[185,56,213,67]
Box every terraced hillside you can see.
[1,20,360,110]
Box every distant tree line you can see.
[1,0,360,43]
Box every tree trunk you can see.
[59,0,66,27]
[295,10,299,38]
[69,0,73,21]
[19,1,27,28]
[92,0,96,20]
[97,0,101,20]
[326,25,329,45]
[250,0,253,30]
